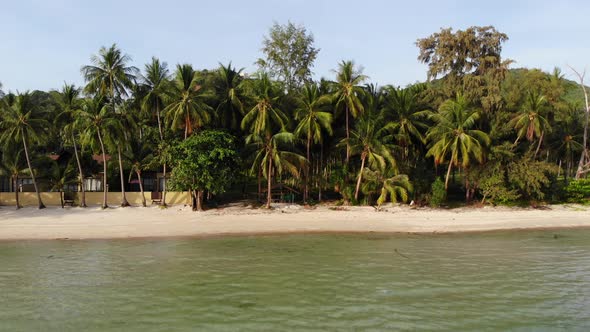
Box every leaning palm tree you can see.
[53,84,87,207]
[75,96,118,209]
[0,92,48,209]
[509,90,551,157]
[81,44,138,103]
[294,83,333,202]
[246,131,306,209]
[426,94,491,190]
[340,113,397,201]
[48,161,76,208]
[332,60,368,162]
[164,64,212,139]
[214,62,246,130]
[0,149,27,209]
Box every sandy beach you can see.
[0,203,589,240]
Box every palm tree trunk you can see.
[14,176,20,209]
[345,107,350,163]
[60,190,64,208]
[97,129,108,209]
[258,166,262,202]
[21,132,45,209]
[354,154,366,200]
[318,143,323,202]
[72,134,87,207]
[137,171,146,207]
[162,164,168,207]
[445,161,453,190]
[305,134,311,203]
[196,190,204,211]
[117,146,130,207]
[156,104,168,207]
[534,131,544,159]
[266,156,273,209]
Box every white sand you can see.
[0,204,589,240]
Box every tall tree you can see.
[126,138,153,207]
[416,26,512,113]
[294,83,333,202]
[332,60,367,162]
[53,84,87,207]
[256,21,319,91]
[0,148,27,209]
[75,96,117,209]
[164,64,212,139]
[213,63,246,130]
[568,66,590,179]
[509,90,551,158]
[426,94,490,190]
[0,92,48,209]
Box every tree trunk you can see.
[304,133,311,203]
[72,134,86,207]
[345,106,350,163]
[196,190,204,211]
[156,104,167,207]
[21,132,45,209]
[534,131,544,159]
[445,161,453,190]
[162,163,168,207]
[570,67,590,180]
[354,154,366,201]
[14,176,20,209]
[266,155,273,209]
[137,171,146,207]
[258,166,262,202]
[117,146,130,207]
[97,129,108,209]
[318,144,323,202]
[60,190,64,209]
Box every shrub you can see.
[565,179,590,204]
[430,177,447,207]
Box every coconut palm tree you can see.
[0,149,27,209]
[75,96,119,209]
[214,62,246,130]
[340,113,397,201]
[382,84,432,158]
[126,138,153,207]
[53,84,87,207]
[164,64,212,139]
[141,57,170,139]
[48,161,76,208]
[81,44,138,103]
[361,168,412,209]
[509,90,551,157]
[246,131,306,209]
[241,73,287,136]
[332,60,367,162]
[0,92,48,209]
[294,83,333,202]
[426,94,491,190]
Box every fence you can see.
[0,192,190,207]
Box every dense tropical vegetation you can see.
[1,23,589,210]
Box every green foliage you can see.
[430,178,446,207]
[507,156,558,201]
[257,21,319,91]
[477,163,520,204]
[169,130,240,195]
[565,179,590,204]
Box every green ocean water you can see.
[1,230,590,331]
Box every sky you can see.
[1,0,590,92]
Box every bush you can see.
[430,177,447,207]
[565,179,590,204]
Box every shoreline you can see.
[0,204,589,241]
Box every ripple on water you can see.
[1,230,590,331]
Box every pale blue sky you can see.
[1,0,589,92]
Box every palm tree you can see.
[294,83,333,202]
[361,168,412,209]
[75,96,118,209]
[214,62,246,130]
[246,132,306,209]
[340,113,397,201]
[332,60,367,162]
[509,90,551,157]
[141,57,170,140]
[126,139,153,207]
[165,64,212,139]
[0,92,48,209]
[426,94,490,190]
[81,44,138,103]
[382,84,432,159]
[241,73,287,136]
[53,84,87,207]
[0,149,27,209]
[48,161,76,208]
